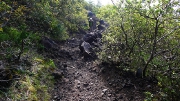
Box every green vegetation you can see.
[97,0,180,100]
[0,0,90,100]
[9,57,56,101]
[0,0,180,100]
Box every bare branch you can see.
[138,12,156,20]
[111,0,116,6]
[0,79,12,82]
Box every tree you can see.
[98,0,180,100]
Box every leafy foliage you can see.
[8,57,55,101]
[97,0,180,100]
[0,0,92,100]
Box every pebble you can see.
[108,82,112,86]
[147,85,151,88]
[83,83,89,87]
[108,93,112,97]
[102,89,108,93]
[63,78,69,82]
[75,80,81,85]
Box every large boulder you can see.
[79,41,95,58]
[97,24,105,31]
[94,30,102,39]
[91,16,99,30]
[83,32,97,44]
[87,11,95,17]
[99,19,105,25]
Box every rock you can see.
[63,78,69,82]
[87,86,91,90]
[108,93,112,97]
[113,98,119,101]
[108,82,112,86]
[54,96,58,99]
[95,32,102,39]
[75,80,81,85]
[97,24,105,30]
[63,63,67,68]
[83,83,89,87]
[0,61,4,69]
[101,93,105,96]
[104,22,110,27]
[99,19,105,25]
[83,33,97,44]
[102,89,108,93]
[136,68,143,78]
[108,56,111,59]
[147,85,151,88]
[52,71,63,79]
[101,89,108,96]
[87,11,95,17]
[77,85,81,89]
[79,41,95,58]
[40,37,58,50]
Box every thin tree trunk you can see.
[18,39,24,61]
[143,19,159,77]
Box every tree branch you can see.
[157,26,180,43]
[143,19,159,77]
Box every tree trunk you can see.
[143,19,159,77]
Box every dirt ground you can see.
[48,31,158,101]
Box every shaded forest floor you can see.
[45,31,158,101]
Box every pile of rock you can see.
[79,11,109,59]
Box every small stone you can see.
[102,89,108,93]
[108,93,112,97]
[87,86,91,90]
[108,82,112,86]
[52,71,63,79]
[90,83,93,85]
[101,93,104,96]
[63,63,67,68]
[147,85,151,88]
[0,61,4,69]
[64,78,69,82]
[77,85,81,89]
[75,80,81,84]
[92,67,97,72]
[113,98,118,101]
[119,95,123,99]
[83,83,89,87]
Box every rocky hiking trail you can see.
[44,30,158,101]
[41,17,158,100]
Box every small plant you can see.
[8,56,56,101]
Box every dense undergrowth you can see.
[0,0,91,100]
[96,0,180,100]
[0,0,180,100]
